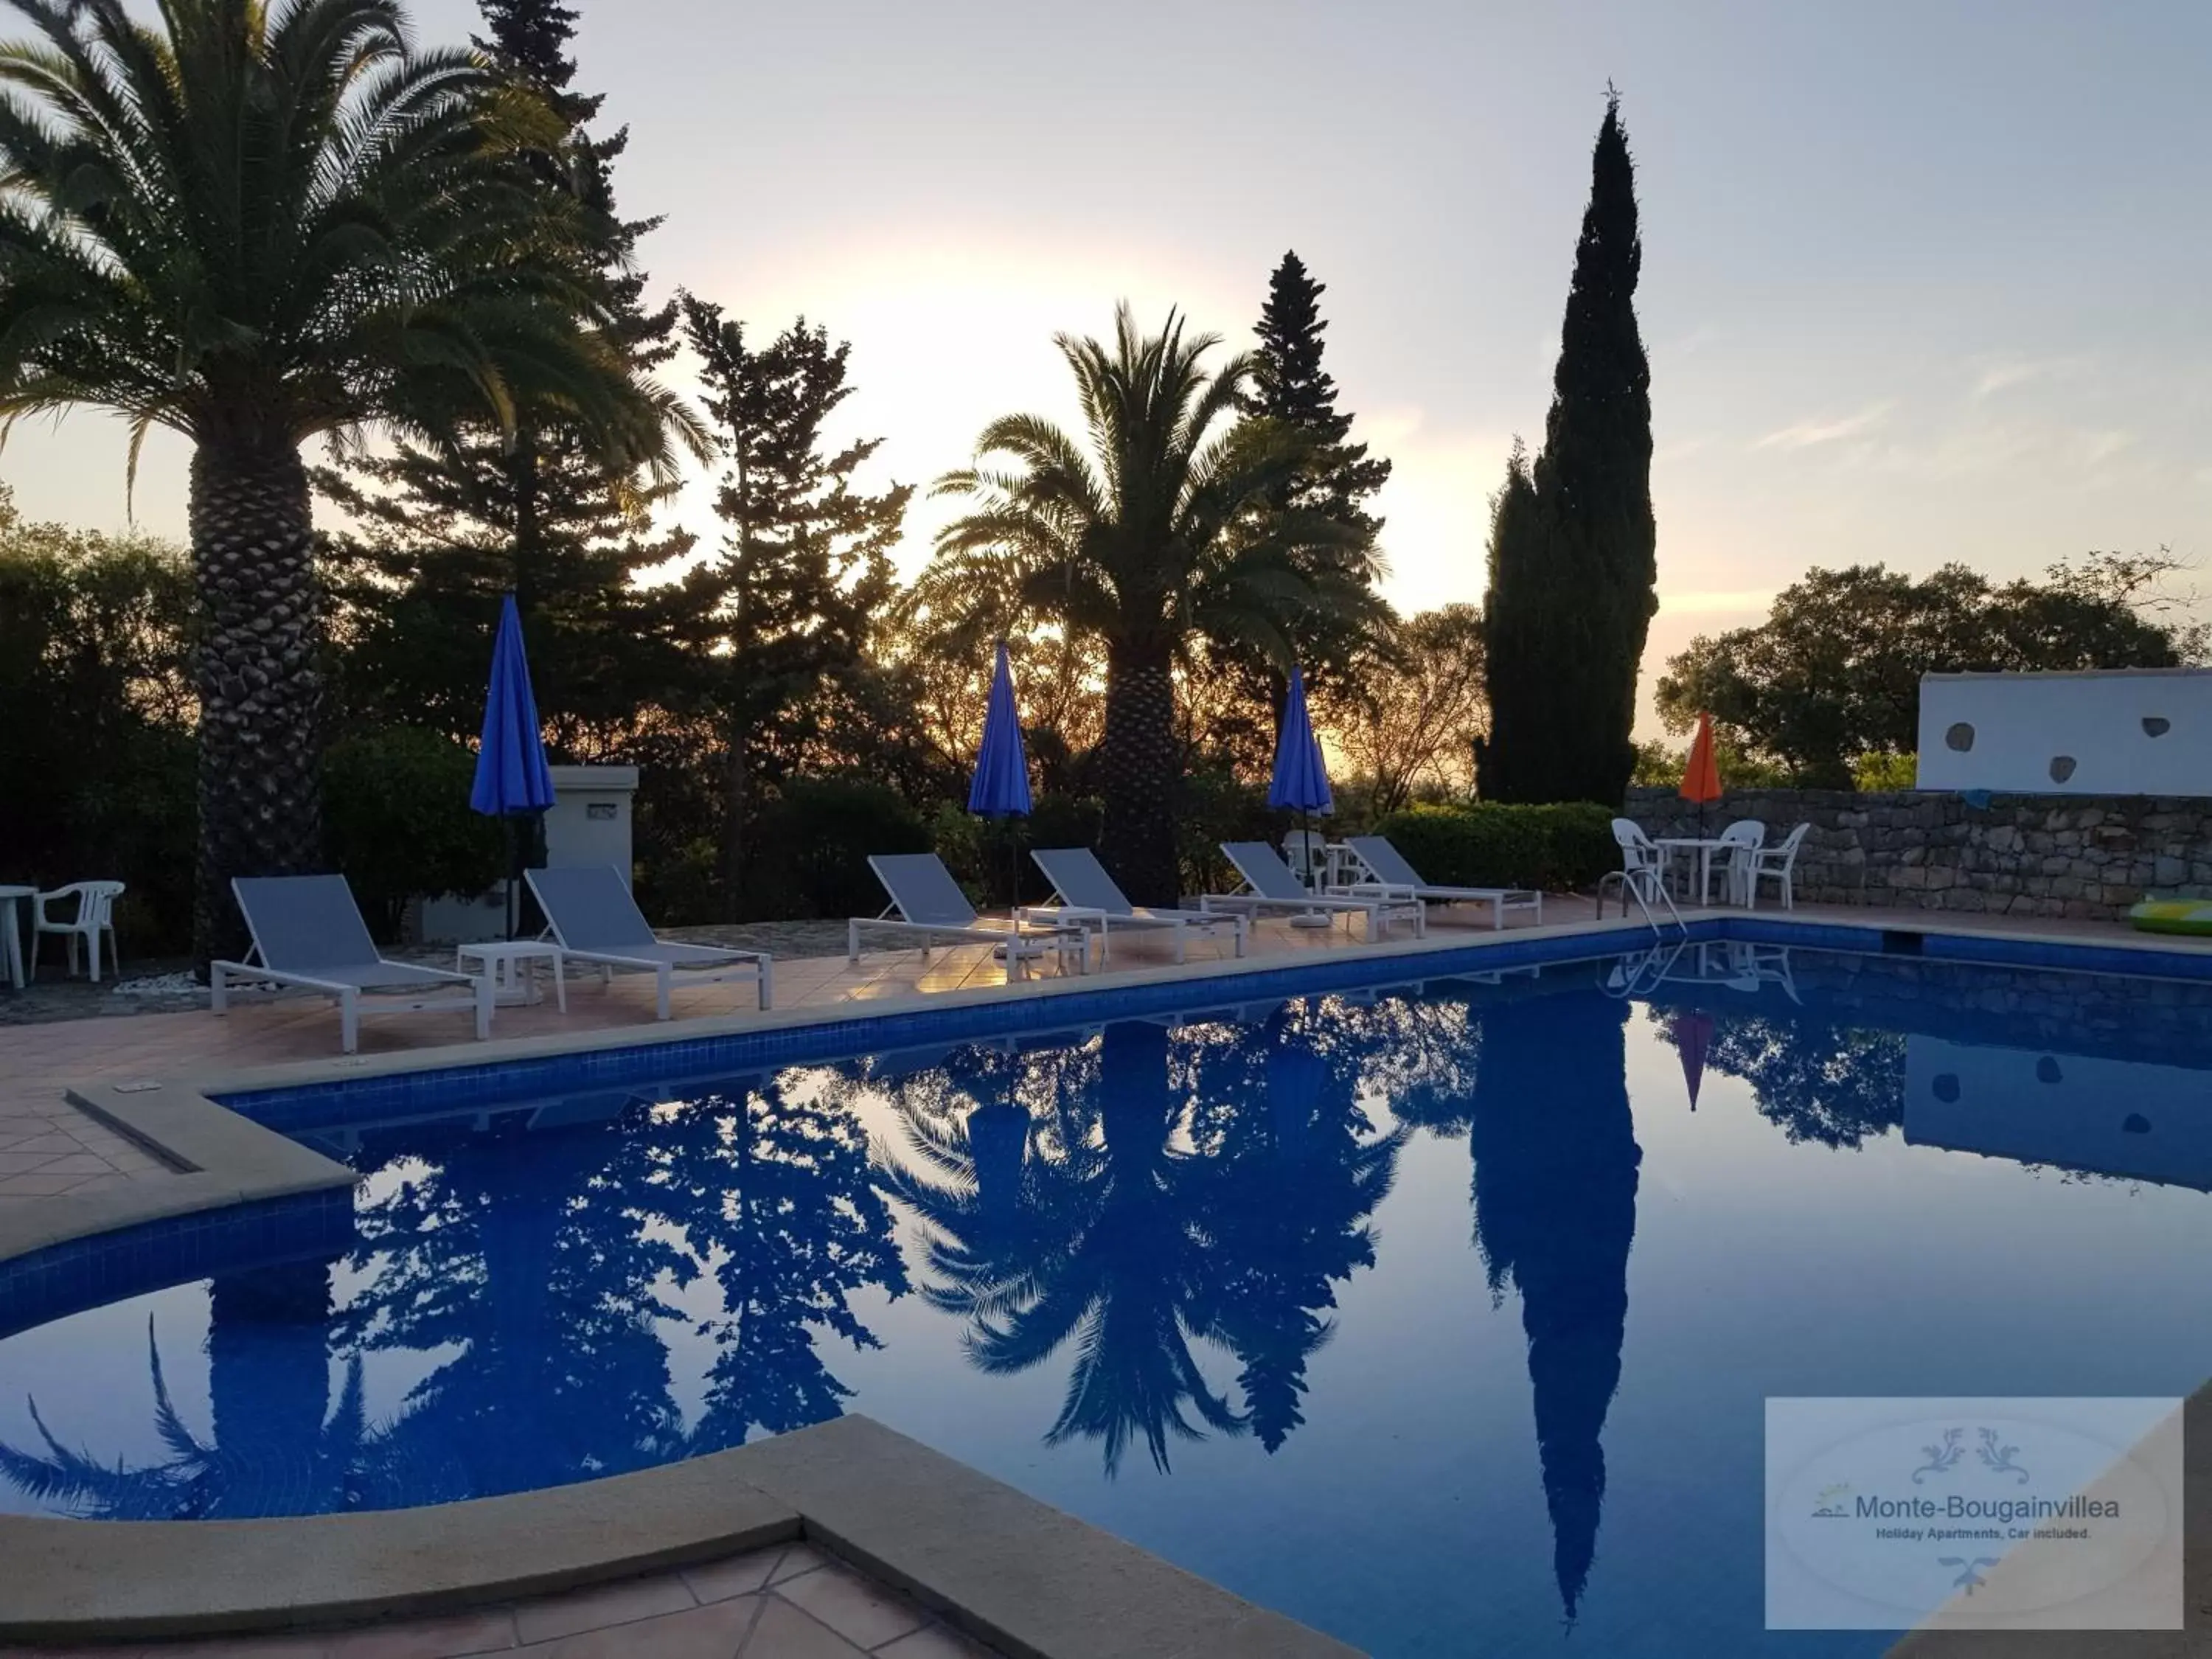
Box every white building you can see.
[1916,668,2212,796]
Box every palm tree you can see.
[933,304,1380,905]
[0,0,690,961]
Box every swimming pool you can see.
[6,935,2212,1656]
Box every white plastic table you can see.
[1654,838,1737,906]
[0,886,30,990]
[458,939,566,1011]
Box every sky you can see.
[5,0,2208,737]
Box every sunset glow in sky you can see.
[5,0,2206,735]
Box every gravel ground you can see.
[0,920,856,1027]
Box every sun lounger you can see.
[212,875,492,1054]
[1023,847,1248,965]
[1201,842,1425,939]
[526,865,771,1019]
[852,854,1086,981]
[1335,835,1543,931]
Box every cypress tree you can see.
[1477,91,1656,805]
[321,0,692,753]
[1217,252,1391,763]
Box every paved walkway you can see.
[0,1540,995,1658]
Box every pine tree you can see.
[677,293,912,916]
[1219,252,1391,764]
[1477,91,1656,806]
[321,0,692,756]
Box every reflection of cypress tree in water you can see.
[663,1076,909,1450]
[337,1112,690,1501]
[1470,992,1641,1622]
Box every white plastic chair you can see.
[1599,820,1683,933]
[1281,829,1328,888]
[1740,823,1811,911]
[29,880,124,983]
[1714,819,1766,905]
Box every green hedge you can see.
[325,726,506,942]
[749,776,932,919]
[1370,802,1618,893]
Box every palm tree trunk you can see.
[1099,640,1180,906]
[189,441,324,969]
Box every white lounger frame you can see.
[846,911,1079,980]
[1012,904,1248,966]
[209,955,491,1055]
[557,947,772,1020]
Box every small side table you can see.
[0,886,32,990]
[458,939,567,1012]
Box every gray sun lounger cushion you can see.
[215,875,488,1054]
[1209,842,1425,939]
[527,865,770,1018]
[1031,847,1138,916]
[1220,842,1360,903]
[869,853,984,928]
[855,854,1079,981]
[1027,848,1247,964]
[1341,837,1543,926]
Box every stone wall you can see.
[1624,787,2212,921]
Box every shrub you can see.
[1176,764,1273,900]
[1371,801,1618,893]
[935,793,1105,907]
[0,498,201,953]
[324,727,505,941]
[749,776,931,919]
[1851,749,1918,791]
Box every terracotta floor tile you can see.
[764,1545,830,1586]
[874,1626,998,1659]
[521,1596,757,1659]
[0,1171,102,1196]
[511,1576,697,1646]
[734,1599,865,1658]
[770,1565,925,1650]
[679,1547,784,1604]
[321,1607,518,1657]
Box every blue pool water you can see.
[7,939,2212,1656]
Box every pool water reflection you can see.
[7,947,2212,1657]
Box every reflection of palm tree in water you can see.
[880,1015,1402,1471]
[0,1259,414,1519]
[1470,992,1641,1623]
[883,1022,1241,1473]
[1200,1004,1406,1452]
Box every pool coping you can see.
[9,906,2212,1653]
[0,1413,1359,1657]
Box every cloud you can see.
[1969,354,2092,401]
[1751,403,1891,451]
